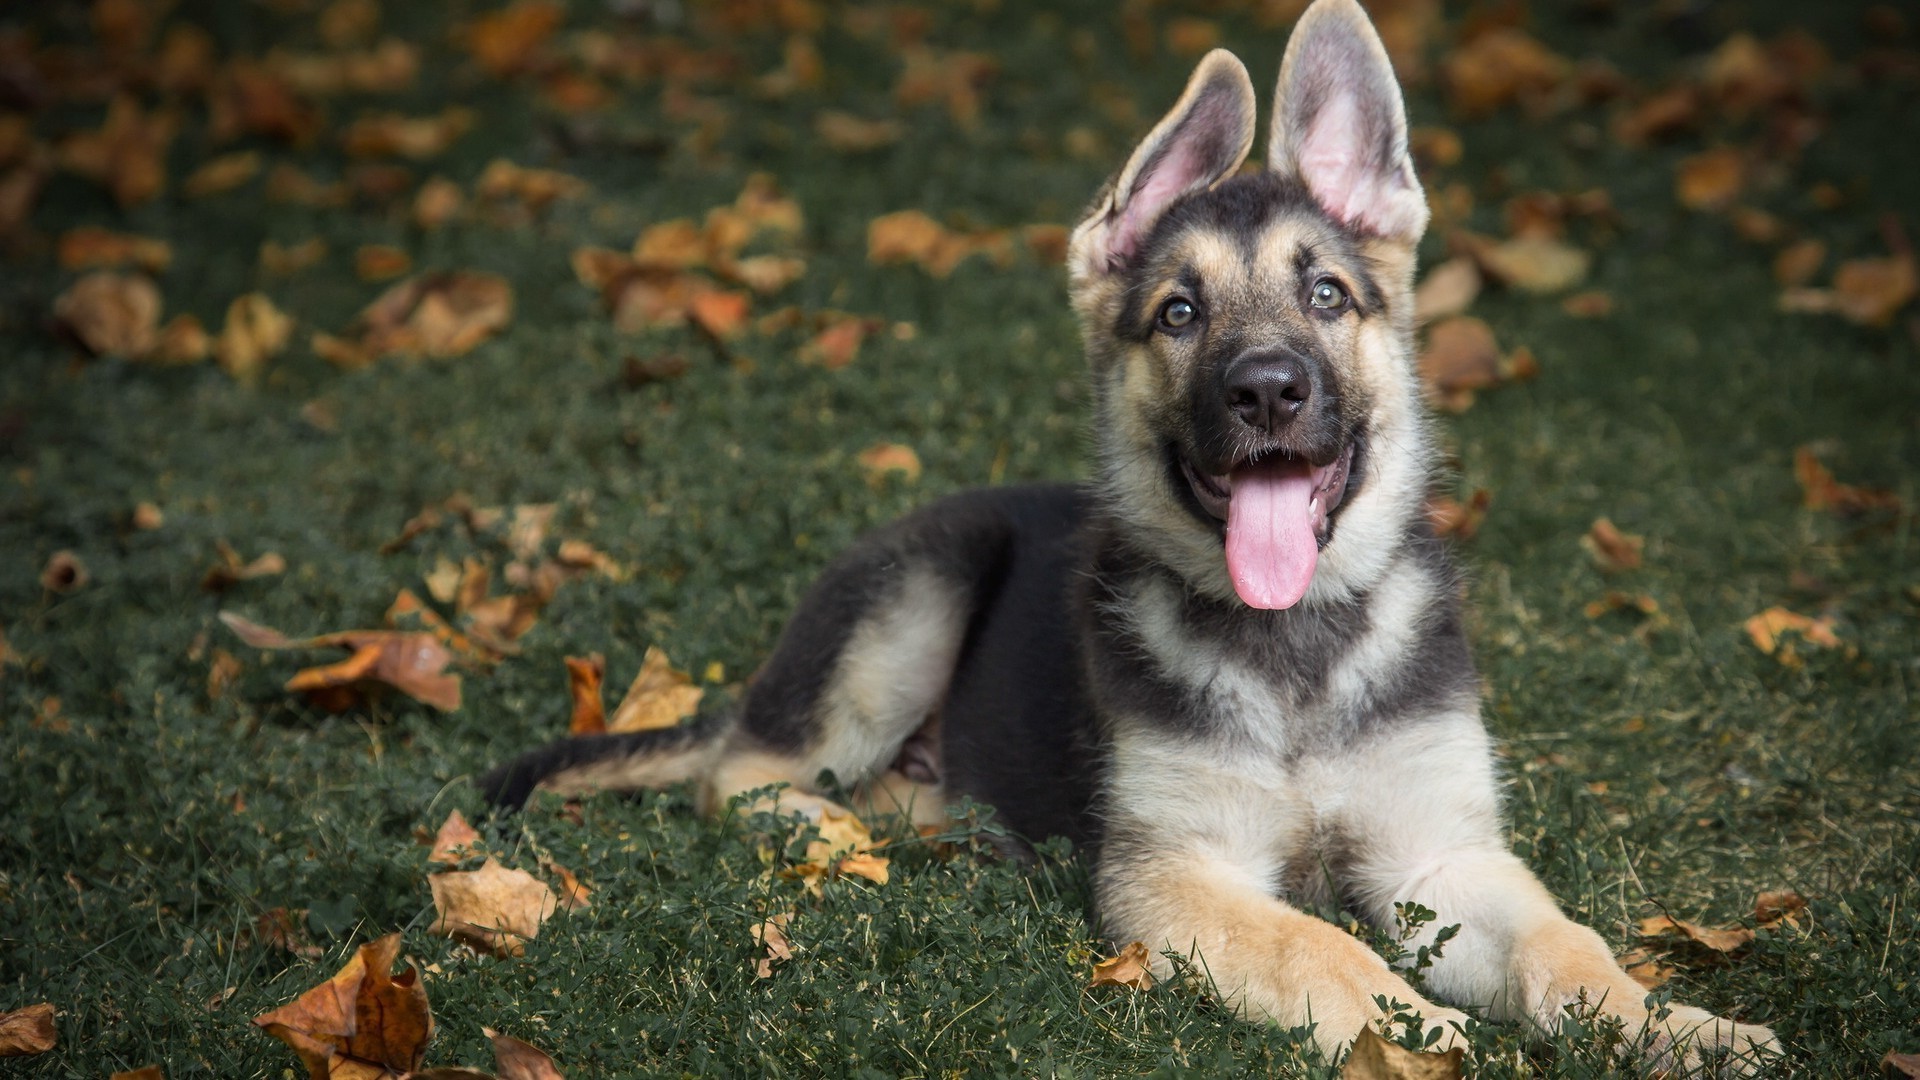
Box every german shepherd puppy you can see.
[485,0,1779,1071]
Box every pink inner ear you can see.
[1296,92,1424,239]
[1110,141,1206,266]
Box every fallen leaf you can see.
[355,244,413,282]
[1675,147,1746,211]
[1427,489,1491,540]
[1614,946,1676,990]
[253,932,432,1078]
[816,110,904,152]
[40,550,88,593]
[1413,256,1481,324]
[109,1068,164,1080]
[342,109,474,160]
[132,502,165,530]
[565,653,608,735]
[1089,941,1155,990]
[414,176,466,229]
[688,289,751,340]
[1754,888,1807,927]
[1341,1026,1463,1079]
[153,315,211,364]
[1773,239,1826,287]
[632,220,708,270]
[834,850,891,885]
[1417,316,1535,410]
[465,0,565,77]
[428,857,558,956]
[427,809,483,865]
[1560,290,1613,318]
[202,541,287,591]
[214,293,294,381]
[1794,446,1900,514]
[58,227,171,273]
[219,611,463,712]
[1409,126,1463,170]
[262,238,330,276]
[797,314,880,370]
[53,271,161,357]
[474,159,587,212]
[1611,84,1701,146]
[554,539,623,579]
[1461,233,1591,293]
[542,860,590,911]
[752,912,794,978]
[857,442,922,485]
[208,64,322,144]
[0,1003,56,1056]
[607,646,704,733]
[1022,223,1070,266]
[1780,254,1918,327]
[1581,518,1644,572]
[386,589,492,663]
[483,1027,567,1080]
[57,95,175,207]
[182,150,262,198]
[1583,591,1659,619]
[1638,913,1754,954]
[346,272,515,360]
[1439,28,1569,117]
[867,209,1012,277]
[727,254,807,295]
[252,907,325,959]
[208,648,243,702]
[1743,606,1840,655]
[894,47,996,128]
[1883,1051,1920,1079]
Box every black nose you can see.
[1225,355,1310,434]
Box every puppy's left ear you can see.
[1268,0,1427,242]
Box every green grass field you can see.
[2,0,1916,1076]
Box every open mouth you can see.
[1175,438,1359,610]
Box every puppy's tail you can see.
[480,709,736,810]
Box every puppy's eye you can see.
[1309,279,1349,310]
[1158,297,1197,330]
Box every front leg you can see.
[1341,717,1780,1074]
[1094,738,1467,1061]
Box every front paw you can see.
[1635,1004,1780,1077]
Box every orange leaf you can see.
[751,912,794,979]
[1089,941,1155,990]
[856,442,922,485]
[484,1027,568,1080]
[0,1003,56,1056]
[53,271,161,357]
[1427,489,1491,540]
[542,860,591,911]
[252,933,433,1079]
[688,289,752,340]
[341,109,474,160]
[606,646,703,733]
[355,244,413,282]
[1615,946,1675,990]
[182,150,262,198]
[1675,147,1745,211]
[1743,606,1840,655]
[1754,888,1807,927]
[202,540,287,591]
[57,227,171,273]
[798,314,879,370]
[347,272,514,360]
[1794,446,1900,514]
[214,293,294,382]
[1637,914,1754,954]
[465,0,564,77]
[427,809,482,865]
[427,858,558,956]
[815,110,904,152]
[1581,518,1644,572]
[565,653,607,735]
[1773,239,1826,287]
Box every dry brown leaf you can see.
[1675,147,1746,212]
[1427,489,1491,541]
[252,907,324,959]
[553,539,623,579]
[133,501,165,530]
[1780,254,1918,327]
[208,64,322,144]
[857,443,922,485]
[54,271,161,357]
[342,109,474,160]
[475,159,588,212]
[607,646,704,733]
[1795,446,1901,514]
[414,176,466,229]
[1462,233,1590,293]
[356,244,413,282]
[895,47,996,127]
[1583,591,1660,620]
[1615,946,1676,990]
[1413,256,1481,324]
[1342,1026,1464,1079]
[57,95,174,207]
[214,293,294,381]
[867,209,1012,277]
[542,860,591,911]
[40,550,88,593]
[1439,28,1569,117]
[268,41,420,97]
[152,315,211,364]
[109,1067,165,1080]
[752,912,794,978]
[689,289,752,340]
[427,809,483,865]
[484,1027,567,1080]
[219,611,464,712]
[1773,239,1826,287]
[1743,606,1840,656]
[1089,941,1155,990]
[58,227,171,273]
[253,933,431,1078]
[183,150,262,198]
[565,653,608,735]
[1885,1052,1920,1080]
[1417,316,1510,409]
[1638,913,1754,954]
[386,588,493,663]
[1409,126,1463,170]
[816,110,904,152]
[835,851,891,885]
[1754,888,1807,927]
[1581,518,1644,572]
[428,857,558,956]
[202,541,287,591]
[1560,290,1614,318]
[727,254,807,295]
[261,238,329,276]
[0,1003,56,1057]
[342,272,514,360]
[466,0,565,77]
[798,314,881,370]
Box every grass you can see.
[2,0,1917,1076]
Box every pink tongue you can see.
[1225,460,1318,610]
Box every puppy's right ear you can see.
[1071,50,1256,279]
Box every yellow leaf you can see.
[427,858,558,956]
[1089,941,1155,990]
[607,646,704,733]
[1341,1026,1464,1079]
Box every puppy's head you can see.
[1070,0,1432,611]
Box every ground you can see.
[1,0,1916,1077]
